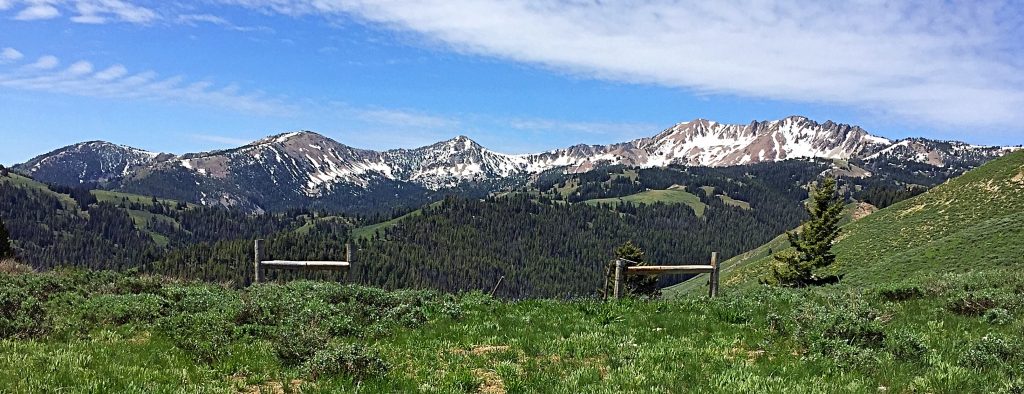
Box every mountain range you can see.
[12,115,1018,212]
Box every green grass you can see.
[0,173,78,210]
[351,201,444,240]
[610,169,639,181]
[125,209,177,247]
[2,268,1022,392]
[92,190,194,209]
[555,178,580,198]
[585,189,707,217]
[671,150,1024,295]
[719,194,751,210]
[293,215,352,235]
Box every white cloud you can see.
[506,118,658,137]
[220,0,1024,132]
[71,0,157,24]
[352,106,459,129]
[0,47,23,62]
[28,55,58,69]
[14,3,59,20]
[4,0,156,24]
[176,13,269,32]
[0,53,295,115]
[66,60,93,75]
[93,64,127,80]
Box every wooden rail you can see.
[614,252,719,299]
[253,239,352,283]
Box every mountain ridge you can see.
[13,115,1018,212]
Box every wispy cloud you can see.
[28,55,58,69]
[218,0,1024,133]
[0,49,295,115]
[4,0,155,24]
[70,0,156,24]
[352,106,459,130]
[0,47,22,62]
[176,13,271,32]
[14,3,59,20]
[505,118,659,137]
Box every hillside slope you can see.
[670,150,1024,295]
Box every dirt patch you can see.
[851,202,878,221]
[473,369,506,394]
[724,346,766,363]
[127,331,151,344]
[900,203,926,217]
[1012,170,1024,184]
[454,345,512,356]
[237,379,306,394]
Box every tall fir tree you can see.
[769,176,844,286]
[0,216,13,260]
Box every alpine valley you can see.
[14,115,1017,214]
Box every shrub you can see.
[162,285,241,315]
[305,343,389,381]
[884,329,929,361]
[946,291,1000,316]
[272,319,330,365]
[156,311,237,362]
[0,259,33,275]
[83,294,167,325]
[959,335,1022,369]
[984,308,1013,325]
[792,294,886,362]
[0,282,48,339]
[766,313,788,337]
[875,283,925,302]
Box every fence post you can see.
[253,239,263,285]
[709,252,719,298]
[614,259,626,299]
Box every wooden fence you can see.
[252,239,352,283]
[614,252,719,298]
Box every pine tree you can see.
[603,241,659,298]
[769,176,844,287]
[0,216,13,259]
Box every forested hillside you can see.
[0,172,324,271]
[0,157,983,298]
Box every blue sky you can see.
[1,1,1023,165]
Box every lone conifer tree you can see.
[0,217,13,260]
[770,176,844,286]
[603,241,659,298]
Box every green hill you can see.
[668,150,1024,295]
[584,189,708,216]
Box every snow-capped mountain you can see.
[520,116,892,172]
[863,138,1018,168]
[384,136,526,189]
[12,115,1016,212]
[16,141,163,185]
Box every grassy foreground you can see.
[1,266,1022,393]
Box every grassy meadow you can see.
[585,189,708,217]
[0,264,1022,393]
